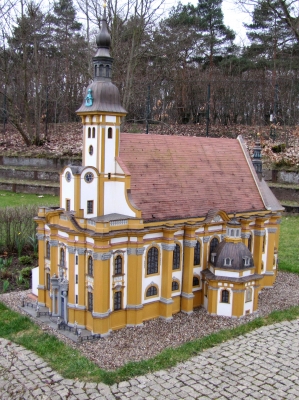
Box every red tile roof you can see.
[119,134,266,221]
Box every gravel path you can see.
[0,271,298,371]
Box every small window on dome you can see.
[106,65,109,77]
[243,256,251,267]
[231,229,234,237]
[224,257,232,266]
[108,127,113,139]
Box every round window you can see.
[65,171,71,182]
[84,172,94,183]
[89,145,93,155]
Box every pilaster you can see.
[232,288,244,317]
[75,245,86,327]
[207,285,218,315]
[264,216,279,286]
[181,224,196,313]
[36,231,46,306]
[240,219,251,248]
[253,217,265,274]
[127,240,144,326]
[92,244,112,334]
[160,237,175,320]
[67,242,76,324]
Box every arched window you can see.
[146,286,157,297]
[60,248,65,267]
[88,256,93,276]
[209,237,219,261]
[94,65,97,77]
[46,241,50,259]
[194,241,201,265]
[114,291,122,310]
[89,145,93,155]
[99,64,103,76]
[231,229,234,237]
[172,244,180,270]
[92,127,95,138]
[147,247,158,275]
[262,235,266,253]
[108,127,113,139]
[221,289,229,303]
[172,281,179,291]
[114,255,122,275]
[193,276,200,286]
[245,288,252,302]
[106,65,110,77]
[88,127,91,138]
[248,234,252,252]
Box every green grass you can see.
[1,301,299,385]
[0,190,59,208]
[279,215,299,273]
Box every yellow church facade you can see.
[35,9,283,336]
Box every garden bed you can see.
[0,251,37,293]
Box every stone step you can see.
[0,165,60,182]
[0,177,60,196]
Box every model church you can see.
[35,9,283,335]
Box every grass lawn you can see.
[278,215,299,273]
[1,301,299,385]
[0,190,59,208]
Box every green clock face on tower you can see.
[84,172,94,183]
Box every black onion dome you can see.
[211,241,254,270]
[77,81,126,114]
[96,14,111,48]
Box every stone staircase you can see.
[0,156,81,196]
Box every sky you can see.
[222,0,252,45]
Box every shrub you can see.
[272,143,286,153]
[19,255,33,265]
[0,205,37,253]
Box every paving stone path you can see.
[1,320,299,399]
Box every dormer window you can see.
[243,256,251,267]
[224,257,232,266]
[211,252,217,263]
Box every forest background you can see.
[1,0,299,147]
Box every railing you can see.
[77,334,101,342]
[110,219,128,226]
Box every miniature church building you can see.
[35,9,283,335]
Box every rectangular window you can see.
[114,291,122,311]
[75,295,78,304]
[46,273,50,290]
[75,255,78,265]
[66,199,70,211]
[75,274,78,284]
[87,200,93,214]
[88,292,93,312]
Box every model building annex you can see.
[35,9,283,335]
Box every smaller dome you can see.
[96,18,111,49]
[211,241,254,270]
[77,81,127,114]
